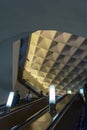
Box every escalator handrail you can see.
[10,94,69,130]
[0,96,47,119]
[11,106,49,130]
[47,93,83,130]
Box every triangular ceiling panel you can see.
[54,31,65,43]
[41,30,57,39]
[33,56,43,65]
[50,44,59,53]
[46,53,56,61]
[38,37,52,50]
[35,48,47,58]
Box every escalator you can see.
[47,93,84,130]
[0,97,43,117]
[11,94,75,130]
[0,97,48,130]
[0,99,31,116]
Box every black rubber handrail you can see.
[10,94,69,130]
[11,106,49,130]
[0,96,46,119]
[0,96,49,130]
[0,99,30,117]
[47,93,83,130]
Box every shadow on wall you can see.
[0,88,10,104]
[14,80,38,99]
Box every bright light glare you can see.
[53,113,59,121]
[49,85,56,104]
[80,88,84,96]
[6,92,15,107]
[67,90,72,94]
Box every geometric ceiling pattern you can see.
[23,30,87,95]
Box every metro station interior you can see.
[0,1,87,130]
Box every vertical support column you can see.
[49,84,57,117]
[0,40,12,104]
[13,40,21,90]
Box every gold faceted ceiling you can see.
[23,30,87,95]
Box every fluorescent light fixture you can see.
[80,88,84,96]
[49,84,56,104]
[6,92,15,107]
[67,90,72,94]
